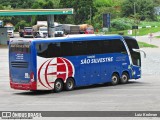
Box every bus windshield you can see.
[39,27,47,31]
[124,37,141,66]
[6,27,14,31]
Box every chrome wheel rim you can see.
[55,81,62,90]
[68,81,73,89]
[122,74,128,82]
[112,76,118,83]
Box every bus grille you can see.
[11,62,28,68]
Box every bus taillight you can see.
[30,72,34,82]
[30,71,37,90]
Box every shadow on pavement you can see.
[14,90,53,96]
[13,81,144,96]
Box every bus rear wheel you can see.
[65,78,75,91]
[54,79,63,93]
[120,72,129,84]
[111,73,119,85]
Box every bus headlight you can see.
[133,71,136,75]
[132,71,136,76]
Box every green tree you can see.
[153,0,160,6]
[0,4,14,25]
[121,0,156,21]
[92,0,123,29]
[59,0,96,25]
[94,0,124,8]
[0,0,62,30]
[0,0,37,28]
[15,20,32,30]
[31,0,60,24]
[0,0,35,9]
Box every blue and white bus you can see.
[9,35,141,92]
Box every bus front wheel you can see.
[111,73,119,85]
[65,78,75,91]
[54,79,63,93]
[120,72,129,84]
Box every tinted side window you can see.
[61,42,72,56]
[111,40,126,53]
[37,43,61,58]
[36,39,127,58]
[101,40,110,53]
[102,40,127,53]
[125,38,139,50]
[87,40,102,54]
[72,41,87,56]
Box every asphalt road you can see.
[0,36,160,119]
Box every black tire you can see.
[120,72,129,84]
[65,78,75,91]
[111,73,119,85]
[20,33,23,37]
[54,79,63,93]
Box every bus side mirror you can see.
[132,48,146,58]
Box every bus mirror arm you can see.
[132,49,146,58]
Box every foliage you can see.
[15,20,32,30]
[0,4,13,24]
[0,0,60,30]
[59,0,96,25]
[153,0,160,7]
[0,0,35,9]
[0,0,160,31]
[31,0,60,24]
[92,7,111,29]
[32,0,60,9]
[94,0,114,7]
[92,0,124,29]
[94,0,124,7]
[121,0,156,21]
[111,18,133,31]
